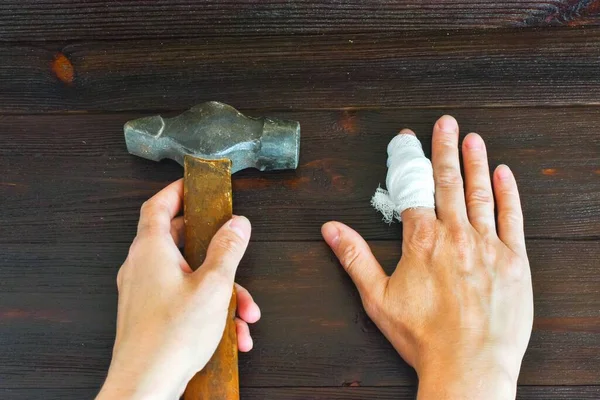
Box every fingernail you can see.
[496,164,512,180]
[399,128,415,136]
[321,222,340,248]
[464,133,483,150]
[437,115,458,133]
[229,216,250,240]
[252,303,262,320]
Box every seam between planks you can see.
[2,103,600,117]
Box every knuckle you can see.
[436,168,463,189]
[498,185,519,201]
[502,253,528,281]
[499,210,523,227]
[467,156,487,169]
[467,189,493,208]
[445,227,471,266]
[439,135,458,149]
[139,200,154,215]
[480,241,499,266]
[449,226,469,248]
[213,233,244,256]
[455,255,472,273]
[138,201,169,235]
[339,242,364,274]
[470,216,495,236]
[456,259,474,275]
[405,219,436,252]
[485,241,499,257]
[140,199,168,219]
[362,294,380,317]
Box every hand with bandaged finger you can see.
[322,115,533,400]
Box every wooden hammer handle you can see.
[182,155,239,400]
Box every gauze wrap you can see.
[371,134,435,223]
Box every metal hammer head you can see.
[124,101,300,173]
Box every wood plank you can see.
[244,386,600,399]
[2,28,600,111]
[250,386,600,399]
[0,1,598,42]
[2,386,600,400]
[1,108,598,243]
[0,240,598,388]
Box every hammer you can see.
[124,101,300,399]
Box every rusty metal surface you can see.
[183,155,233,270]
[124,101,300,173]
[183,155,238,400]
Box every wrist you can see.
[416,348,519,400]
[96,354,193,400]
[97,371,184,400]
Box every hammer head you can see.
[124,102,300,173]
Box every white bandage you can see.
[371,134,435,223]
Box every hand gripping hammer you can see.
[124,101,300,399]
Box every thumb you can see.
[199,216,251,283]
[321,221,388,302]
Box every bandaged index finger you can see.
[371,134,435,223]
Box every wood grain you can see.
[2,386,600,400]
[2,28,600,112]
[249,386,600,399]
[0,240,598,388]
[1,4,598,398]
[1,108,598,243]
[0,1,598,42]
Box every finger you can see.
[137,179,183,237]
[396,128,437,225]
[197,216,251,281]
[235,318,253,352]
[462,133,496,235]
[235,283,261,324]
[321,221,388,302]
[169,215,190,273]
[170,216,185,248]
[493,165,526,253]
[431,115,467,222]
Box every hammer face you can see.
[124,102,300,173]
[257,117,300,171]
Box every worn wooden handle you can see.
[182,155,239,400]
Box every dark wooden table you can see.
[1,2,599,399]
